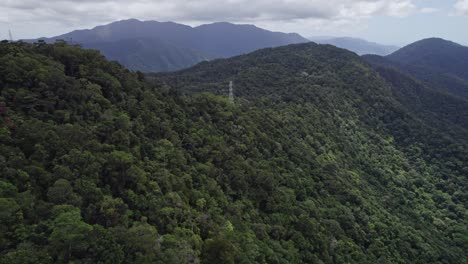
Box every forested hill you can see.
[0,41,467,263]
[387,38,468,73]
[363,38,468,100]
[158,42,468,138]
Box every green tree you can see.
[48,207,93,262]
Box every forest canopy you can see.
[0,41,467,263]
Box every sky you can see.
[0,0,467,46]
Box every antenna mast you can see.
[8,29,13,42]
[228,81,234,103]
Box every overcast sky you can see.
[1,0,467,46]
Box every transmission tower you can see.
[228,81,234,103]
[8,29,13,42]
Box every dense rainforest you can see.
[0,41,467,263]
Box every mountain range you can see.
[31,19,308,72]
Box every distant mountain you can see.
[364,38,468,99]
[84,38,212,73]
[31,19,309,72]
[309,37,399,56]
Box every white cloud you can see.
[0,0,417,39]
[1,0,418,22]
[455,0,468,15]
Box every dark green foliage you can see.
[0,41,467,264]
[370,66,468,141]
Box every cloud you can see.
[455,0,468,15]
[1,0,417,24]
[0,0,417,38]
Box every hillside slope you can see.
[0,41,467,263]
[371,65,468,136]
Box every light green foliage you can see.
[49,207,93,262]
